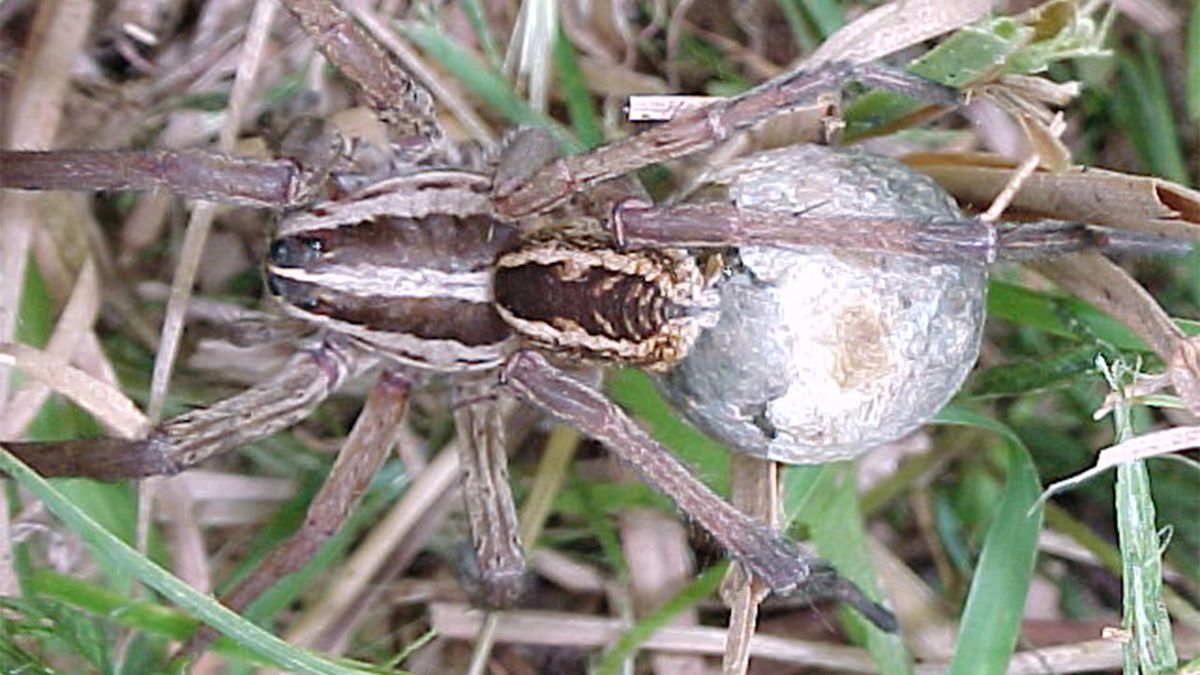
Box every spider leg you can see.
[493,62,958,218]
[172,369,410,661]
[611,201,1191,264]
[453,384,526,609]
[500,350,897,632]
[279,0,441,144]
[612,202,995,263]
[2,337,366,480]
[495,127,650,225]
[0,149,309,208]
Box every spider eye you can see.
[269,236,324,267]
[265,274,322,312]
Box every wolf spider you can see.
[0,0,1184,667]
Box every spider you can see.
[1,0,1193,669]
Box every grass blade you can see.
[784,463,911,673]
[0,445,385,675]
[593,563,727,675]
[401,21,579,153]
[1111,35,1189,185]
[936,407,1043,675]
[1106,362,1179,674]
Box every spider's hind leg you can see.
[500,350,898,631]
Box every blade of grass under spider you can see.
[0,446,387,675]
[935,406,1043,675]
[783,462,910,674]
[401,21,580,153]
[1108,372,1179,673]
[592,562,728,675]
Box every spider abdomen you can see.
[494,237,717,369]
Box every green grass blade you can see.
[0,446,387,675]
[459,0,501,68]
[553,26,604,149]
[986,281,1200,351]
[24,571,262,663]
[1111,35,1190,184]
[606,368,730,495]
[1188,2,1200,122]
[796,0,845,39]
[784,463,912,674]
[593,563,728,675]
[968,344,1102,397]
[1116,459,1179,673]
[400,22,580,153]
[936,407,1043,675]
[1108,373,1179,673]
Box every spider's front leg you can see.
[174,368,411,661]
[500,350,897,632]
[2,336,366,480]
[0,149,311,208]
[279,0,441,144]
[492,61,958,219]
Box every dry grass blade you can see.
[905,152,1200,239]
[147,0,279,423]
[0,343,147,438]
[0,259,102,437]
[430,603,884,672]
[1041,426,1200,501]
[807,0,992,67]
[721,454,777,675]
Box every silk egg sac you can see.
[659,145,987,463]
